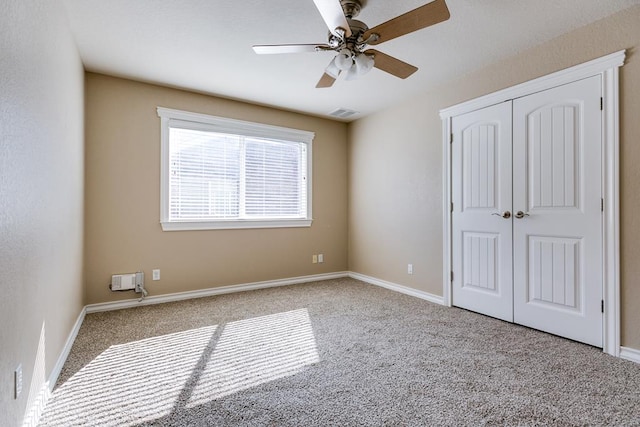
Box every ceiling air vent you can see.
[329,108,359,119]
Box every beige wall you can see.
[348,5,640,349]
[0,1,85,425]
[84,74,348,305]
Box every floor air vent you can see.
[329,108,358,119]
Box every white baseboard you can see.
[48,307,86,389]
[620,346,640,364]
[348,272,445,306]
[85,272,349,313]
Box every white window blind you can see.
[158,107,313,231]
[244,137,308,218]
[169,128,241,220]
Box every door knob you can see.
[515,211,530,219]
[492,211,511,219]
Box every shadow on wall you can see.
[38,309,320,425]
[22,323,50,427]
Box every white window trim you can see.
[440,50,625,357]
[157,107,314,231]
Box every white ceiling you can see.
[62,0,640,121]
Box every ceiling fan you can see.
[252,0,450,88]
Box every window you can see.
[157,107,313,230]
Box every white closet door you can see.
[451,102,513,322]
[512,76,603,347]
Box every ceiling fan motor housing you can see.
[347,19,368,39]
[328,18,370,57]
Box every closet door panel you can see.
[451,102,513,322]
[512,75,603,347]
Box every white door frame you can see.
[440,50,625,357]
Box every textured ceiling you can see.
[62,0,640,121]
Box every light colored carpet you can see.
[39,278,640,426]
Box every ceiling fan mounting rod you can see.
[340,0,364,19]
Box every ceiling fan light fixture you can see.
[345,63,359,81]
[345,52,374,81]
[335,48,354,71]
[325,57,341,79]
[354,52,374,75]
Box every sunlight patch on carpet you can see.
[187,308,320,407]
[42,326,216,426]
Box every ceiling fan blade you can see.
[363,0,450,45]
[316,72,337,88]
[365,49,418,79]
[312,0,352,38]
[253,44,331,54]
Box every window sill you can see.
[160,218,313,231]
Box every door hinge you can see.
[600,97,603,111]
[601,198,604,212]
[601,299,605,313]
[451,271,454,282]
[451,202,454,213]
[450,133,453,144]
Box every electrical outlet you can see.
[152,269,160,281]
[14,364,22,399]
[408,264,413,275]
[318,254,324,263]
[312,255,318,264]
